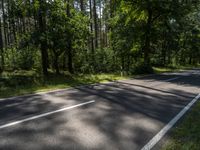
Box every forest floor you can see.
[0,66,196,99]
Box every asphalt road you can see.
[0,69,199,150]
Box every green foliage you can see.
[4,47,39,70]
[0,0,200,78]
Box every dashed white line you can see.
[0,100,95,129]
[141,93,200,150]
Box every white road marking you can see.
[0,100,95,129]
[152,77,180,86]
[141,93,200,150]
[162,77,180,82]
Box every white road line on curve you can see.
[141,93,200,150]
[152,77,180,86]
[0,100,95,129]
[162,77,180,82]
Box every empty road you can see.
[0,69,199,150]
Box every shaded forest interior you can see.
[0,0,199,80]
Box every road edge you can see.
[141,93,200,150]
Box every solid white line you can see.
[152,77,180,86]
[141,93,200,150]
[162,77,180,82]
[0,100,95,129]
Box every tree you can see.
[38,0,48,75]
[0,18,4,72]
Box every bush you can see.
[132,63,154,74]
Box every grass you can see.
[162,101,200,150]
[0,65,197,98]
[153,67,182,74]
[0,70,127,98]
[153,65,196,74]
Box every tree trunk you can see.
[38,0,48,75]
[143,4,152,66]
[0,18,4,72]
[162,31,167,66]
[99,1,102,49]
[89,0,95,63]
[66,0,74,74]
[93,0,98,49]
[62,51,67,70]
[67,41,73,74]
[53,53,60,74]
[2,0,8,48]
[80,0,84,12]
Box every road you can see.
[0,69,199,150]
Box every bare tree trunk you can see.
[66,0,74,74]
[2,0,8,49]
[0,18,4,72]
[89,0,95,63]
[93,0,98,49]
[143,3,152,66]
[99,1,102,49]
[38,0,48,75]
[80,0,84,11]
[53,48,60,75]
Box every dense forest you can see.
[0,0,200,76]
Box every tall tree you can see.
[0,18,4,72]
[66,0,74,74]
[38,0,48,75]
[1,0,7,49]
[80,0,84,12]
[89,0,95,63]
[93,0,98,49]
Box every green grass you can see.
[152,65,196,74]
[0,65,198,99]
[0,70,127,98]
[162,101,200,150]
[153,67,182,74]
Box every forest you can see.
[0,0,200,97]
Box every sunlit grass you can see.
[0,71,127,98]
[0,65,198,99]
[153,67,182,74]
[153,64,199,74]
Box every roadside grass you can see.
[0,65,198,98]
[153,65,198,74]
[0,70,127,98]
[162,101,200,150]
[153,67,182,74]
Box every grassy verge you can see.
[0,66,197,98]
[0,70,127,98]
[162,101,200,150]
[153,65,195,74]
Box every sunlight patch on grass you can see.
[0,72,127,99]
[0,66,198,99]
[153,67,183,74]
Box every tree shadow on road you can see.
[0,71,199,150]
